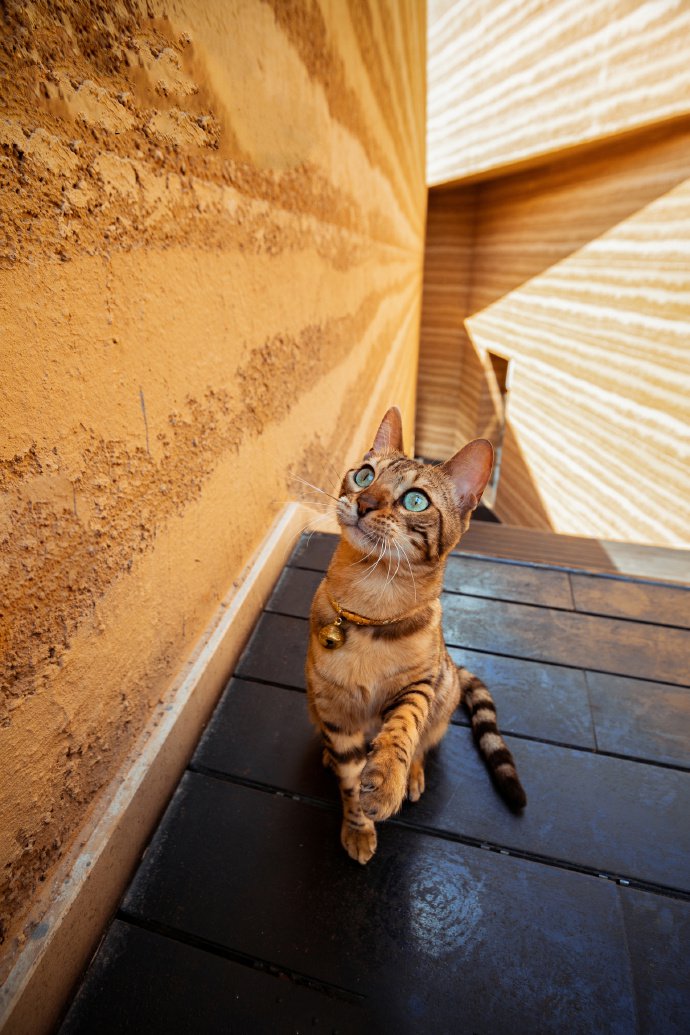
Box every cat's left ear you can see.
[365,406,404,457]
[441,439,494,513]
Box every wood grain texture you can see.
[417,123,690,547]
[468,125,690,545]
[428,0,690,185]
[415,185,478,458]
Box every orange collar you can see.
[326,593,431,627]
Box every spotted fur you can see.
[305,407,526,864]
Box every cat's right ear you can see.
[365,406,404,457]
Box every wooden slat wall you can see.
[427,0,690,186]
[468,125,690,546]
[417,123,690,547]
[415,186,477,459]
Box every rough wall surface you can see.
[416,123,690,546]
[427,0,690,185]
[0,0,426,960]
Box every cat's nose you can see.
[357,492,379,515]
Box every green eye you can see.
[354,466,375,488]
[402,490,429,512]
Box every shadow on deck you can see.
[59,529,690,1034]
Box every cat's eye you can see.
[354,466,375,488]
[402,489,429,512]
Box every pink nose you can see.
[357,493,379,515]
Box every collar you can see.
[326,592,431,628]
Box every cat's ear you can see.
[365,406,404,457]
[442,439,494,513]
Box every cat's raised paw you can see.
[359,754,406,821]
[341,819,377,864]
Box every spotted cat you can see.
[305,406,526,864]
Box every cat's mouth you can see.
[337,499,388,553]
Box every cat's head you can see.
[337,407,493,563]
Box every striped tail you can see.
[458,667,527,811]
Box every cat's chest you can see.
[315,623,429,698]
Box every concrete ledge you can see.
[0,502,319,1035]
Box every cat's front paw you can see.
[341,819,377,864]
[359,750,407,821]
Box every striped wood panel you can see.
[468,124,690,546]
[417,122,690,548]
[428,0,690,185]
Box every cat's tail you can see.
[457,667,527,811]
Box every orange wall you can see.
[0,0,426,964]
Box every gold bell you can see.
[318,618,346,649]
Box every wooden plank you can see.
[621,889,690,1035]
[122,774,638,1035]
[58,919,362,1034]
[289,532,337,571]
[413,727,690,893]
[571,572,690,628]
[449,648,595,749]
[446,555,573,608]
[266,566,322,619]
[459,523,690,584]
[243,606,687,760]
[194,681,690,892]
[192,679,331,799]
[443,594,690,686]
[586,672,690,769]
[235,612,308,689]
[459,523,623,570]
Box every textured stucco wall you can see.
[0,0,426,960]
[427,0,690,185]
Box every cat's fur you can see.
[305,407,526,864]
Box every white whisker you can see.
[289,475,340,503]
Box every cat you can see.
[305,406,526,864]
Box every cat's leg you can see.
[322,725,377,864]
[359,680,436,822]
[407,753,426,802]
[406,709,456,803]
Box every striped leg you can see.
[360,681,433,822]
[322,724,377,864]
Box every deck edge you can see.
[0,503,317,1035]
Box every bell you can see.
[318,621,346,649]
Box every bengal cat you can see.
[305,406,526,864]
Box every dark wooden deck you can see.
[60,530,690,1034]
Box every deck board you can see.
[443,594,690,685]
[193,678,690,892]
[119,775,640,1035]
[59,919,363,1035]
[60,530,690,1034]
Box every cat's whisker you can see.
[352,536,387,586]
[289,475,341,503]
[286,511,337,552]
[395,534,418,603]
[379,541,402,602]
[324,458,345,493]
[346,536,380,568]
